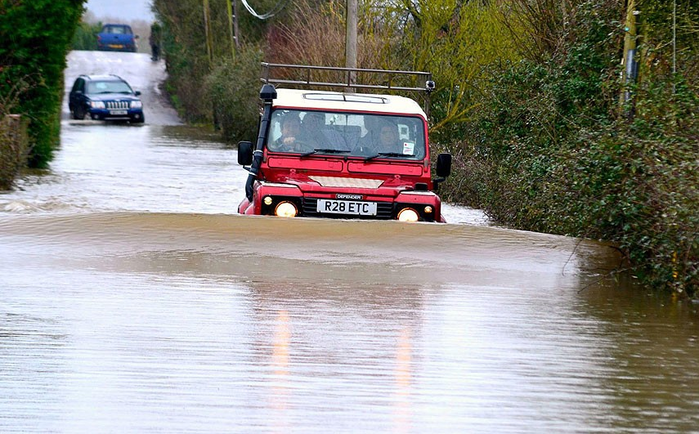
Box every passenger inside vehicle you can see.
[376,121,404,154]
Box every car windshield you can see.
[104,26,131,34]
[266,109,427,160]
[86,80,133,94]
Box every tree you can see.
[0,0,86,168]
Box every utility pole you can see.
[203,0,217,128]
[226,0,239,60]
[672,0,676,94]
[203,0,214,66]
[233,0,240,50]
[345,0,358,87]
[620,0,639,118]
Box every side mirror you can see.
[134,91,141,96]
[238,141,253,165]
[436,153,452,178]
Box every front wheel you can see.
[131,114,145,124]
[73,105,86,120]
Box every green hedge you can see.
[437,1,699,296]
[71,21,101,51]
[0,0,85,168]
[204,46,264,143]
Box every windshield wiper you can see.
[364,152,412,161]
[300,148,351,157]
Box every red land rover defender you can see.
[237,63,452,222]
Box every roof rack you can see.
[260,62,434,93]
[260,62,435,114]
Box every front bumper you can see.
[89,108,144,121]
[252,184,442,222]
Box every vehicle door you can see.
[70,78,85,109]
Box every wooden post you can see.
[345,0,358,89]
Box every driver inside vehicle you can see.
[271,114,309,152]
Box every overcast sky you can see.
[84,0,154,22]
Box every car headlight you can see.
[397,208,420,222]
[90,101,105,109]
[131,100,142,108]
[274,201,298,218]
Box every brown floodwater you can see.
[0,51,697,433]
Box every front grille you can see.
[106,101,130,109]
[302,198,393,219]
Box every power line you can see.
[240,0,291,20]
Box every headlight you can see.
[397,208,419,222]
[90,101,105,109]
[275,201,298,218]
[131,100,142,108]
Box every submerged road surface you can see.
[0,51,697,433]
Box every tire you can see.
[131,114,145,124]
[73,105,86,120]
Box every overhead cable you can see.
[240,0,291,20]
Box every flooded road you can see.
[1,51,698,433]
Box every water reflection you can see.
[245,278,426,433]
[1,96,697,432]
[1,208,697,432]
[269,310,291,433]
[393,326,413,434]
[578,280,699,432]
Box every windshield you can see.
[266,109,427,160]
[104,25,131,34]
[86,80,133,94]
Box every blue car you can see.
[69,74,145,123]
[97,24,139,53]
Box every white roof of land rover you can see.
[272,88,427,119]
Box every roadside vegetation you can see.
[0,0,85,170]
[0,115,29,190]
[446,1,698,297]
[1,0,696,297]
[71,21,102,51]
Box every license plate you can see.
[108,44,124,49]
[317,199,377,216]
[109,110,128,115]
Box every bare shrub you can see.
[0,115,29,191]
[265,0,346,81]
[0,75,31,190]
